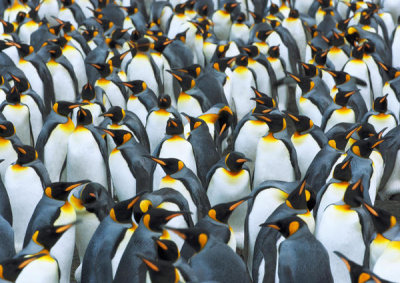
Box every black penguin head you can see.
[251,87,276,108]
[213,56,235,72]
[337,17,351,32]
[359,10,372,25]
[286,180,314,211]
[14,145,37,165]
[48,44,62,59]
[135,37,152,52]
[256,29,272,41]
[235,12,246,23]
[10,74,30,92]
[102,129,133,147]
[148,157,185,175]
[326,70,351,85]
[0,121,15,138]
[45,181,89,201]
[101,106,125,123]
[224,151,250,172]
[109,50,130,69]
[373,95,388,113]
[81,82,96,101]
[152,237,180,262]
[0,19,15,33]
[150,35,173,53]
[139,254,179,282]
[216,106,234,136]
[362,202,397,234]
[32,222,75,250]
[288,73,315,93]
[346,27,361,46]
[174,3,186,14]
[377,62,400,80]
[262,216,306,238]
[328,125,361,151]
[363,40,375,54]
[208,196,251,224]
[157,94,172,109]
[109,192,144,224]
[286,113,314,133]
[331,31,345,47]
[358,123,377,139]
[255,113,286,133]
[76,108,93,125]
[332,158,352,182]
[241,45,259,58]
[90,62,113,77]
[343,180,364,207]
[314,50,328,66]
[165,117,184,136]
[224,2,239,13]
[0,253,49,281]
[16,11,27,24]
[49,36,68,49]
[167,227,209,252]
[143,208,187,232]
[351,45,364,60]
[167,70,195,91]
[174,28,189,43]
[6,87,21,104]
[215,44,230,58]
[183,114,206,131]
[268,45,280,58]
[351,136,383,158]
[299,63,318,77]
[172,64,202,78]
[334,89,356,106]
[121,80,147,94]
[53,101,81,116]
[288,9,300,19]
[235,55,249,67]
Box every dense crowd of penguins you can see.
[1,0,400,282]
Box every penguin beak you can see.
[0,124,6,130]
[66,182,85,191]
[219,123,227,136]
[10,74,20,82]
[16,147,26,154]
[371,139,384,148]
[90,63,102,70]
[287,113,299,122]
[229,196,252,211]
[68,104,81,109]
[164,226,187,240]
[146,156,167,166]
[260,222,280,230]
[166,70,183,82]
[102,129,115,137]
[236,158,250,163]
[362,202,379,217]
[137,254,160,272]
[55,223,74,233]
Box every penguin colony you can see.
[1,0,400,282]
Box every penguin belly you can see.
[297,97,323,126]
[367,114,397,133]
[5,165,43,252]
[177,93,203,118]
[127,96,148,126]
[369,151,384,205]
[315,182,348,229]
[158,176,198,224]
[380,150,400,199]
[363,55,382,99]
[111,227,135,278]
[109,150,136,201]
[269,58,288,110]
[207,168,251,248]
[246,188,288,271]
[316,205,365,283]
[44,121,75,182]
[0,138,17,182]
[38,0,59,26]
[253,136,295,187]
[230,24,250,44]
[324,108,356,132]
[370,234,391,270]
[383,83,400,120]
[248,60,271,94]
[2,104,32,146]
[343,61,372,109]
[47,61,76,102]
[63,45,87,91]
[58,8,79,29]
[328,47,349,71]
[18,60,44,101]
[152,137,197,189]
[282,19,306,61]
[96,79,126,109]
[20,95,42,145]
[67,128,108,188]
[234,120,268,173]
[291,133,320,179]
[18,21,39,44]
[230,67,256,121]
[16,255,59,283]
[373,241,400,282]
[212,11,231,41]
[393,27,400,68]
[146,111,174,153]
[127,54,159,96]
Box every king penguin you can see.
[0,120,19,182]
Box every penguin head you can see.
[0,19,15,34]
[157,94,172,109]
[0,121,15,138]
[213,56,235,72]
[45,181,89,201]
[150,35,173,53]
[32,222,75,250]
[0,253,49,282]
[152,237,180,262]
[183,114,206,131]
[224,2,239,13]
[362,202,397,235]
[351,136,383,158]
[14,145,37,165]
[101,106,125,123]
[325,70,351,86]
[299,62,319,77]
[255,113,286,133]
[121,80,147,94]
[359,10,372,26]
[81,82,96,101]
[346,27,361,46]
[286,113,314,133]
[268,45,280,58]
[48,44,63,59]
[343,179,364,207]
[138,254,180,283]
[269,3,280,15]
[333,89,356,106]
[215,44,230,58]
[90,62,113,77]
[332,158,352,182]
[216,106,234,136]
[255,29,272,41]
[119,2,139,15]
[167,227,209,252]
[235,55,249,67]
[167,70,195,91]
[314,49,328,66]
[53,101,81,116]
[288,9,300,19]
[351,45,364,60]
[316,0,331,8]
[166,117,184,135]
[241,45,259,58]
[331,31,345,47]
[358,123,377,140]
[109,50,130,69]
[16,11,27,24]
[327,125,361,151]
[251,87,276,108]
[286,180,315,211]
[372,95,388,113]
[172,64,202,78]
[334,251,384,283]
[6,87,21,104]
[60,0,74,7]
[224,151,250,172]
[235,12,246,23]
[82,28,99,42]
[377,62,400,81]
[109,192,144,224]
[208,196,251,224]
[102,129,133,147]
[362,40,375,55]
[10,74,30,92]
[337,17,351,32]
[174,3,186,14]
[135,37,152,52]
[76,108,93,125]
[148,157,185,175]
[143,208,188,232]
[49,36,68,49]
[262,216,306,238]
[288,73,315,93]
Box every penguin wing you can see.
[90,126,112,191]
[24,90,45,117]
[0,177,12,225]
[124,112,150,152]
[204,159,225,190]
[310,127,328,148]
[70,30,91,55]
[29,159,51,188]
[280,137,301,180]
[355,206,374,267]
[69,4,86,26]
[109,74,128,100]
[138,89,158,111]
[0,215,15,262]
[320,106,336,131]
[187,88,213,112]
[257,57,278,101]
[313,181,333,219]
[378,129,400,190]
[57,56,79,98]
[36,114,66,161]
[149,54,163,95]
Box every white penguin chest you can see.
[47,61,75,102]
[316,182,348,228]
[16,255,59,283]
[96,79,126,109]
[325,108,355,132]
[109,149,136,201]
[177,92,203,117]
[291,133,320,178]
[18,60,44,100]
[127,96,148,126]
[298,97,322,126]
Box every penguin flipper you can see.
[29,159,52,188]
[90,126,112,192]
[35,115,63,161]
[281,138,301,180]
[124,111,150,152]
[355,207,374,267]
